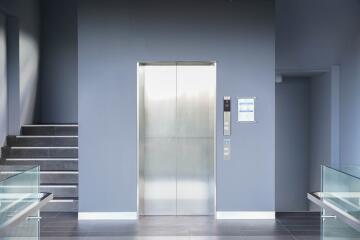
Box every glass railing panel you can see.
[0,165,40,239]
[341,165,360,179]
[322,208,360,240]
[322,166,360,219]
[320,165,360,239]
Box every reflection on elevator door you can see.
[138,62,216,216]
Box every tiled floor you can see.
[40,212,321,240]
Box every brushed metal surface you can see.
[177,65,216,138]
[138,63,215,216]
[140,65,177,215]
[176,138,214,215]
[141,138,177,215]
[176,65,215,215]
[143,65,177,138]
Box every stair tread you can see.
[5,146,79,149]
[23,124,79,127]
[6,158,78,160]
[11,135,78,138]
[52,197,78,200]
[40,183,79,187]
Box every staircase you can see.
[1,124,78,212]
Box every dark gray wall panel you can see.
[308,73,332,211]
[40,0,78,123]
[309,73,331,193]
[275,78,310,212]
[276,0,360,70]
[276,0,360,178]
[0,0,41,125]
[340,33,360,173]
[276,75,332,212]
[78,0,275,212]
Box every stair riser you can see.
[7,137,78,147]
[22,126,78,136]
[41,200,78,212]
[41,173,78,184]
[2,148,78,158]
[41,186,78,198]
[6,160,78,171]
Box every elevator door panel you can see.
[176,65,215,215]
[176,65,215,138]
[176,138,214,215]
[139,63,215,216]
[142,138,177,215]
[144,65,177,138]
[142,65,177,215]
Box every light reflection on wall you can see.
[0,13,7,147]
[19,30,39,125]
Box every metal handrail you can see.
[308,192,360,232]
[0,192,53,237]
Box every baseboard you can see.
[216,211,275,220]
[78,212,138,220]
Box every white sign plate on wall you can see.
[238,97,256,122]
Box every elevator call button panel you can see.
[224,138,231,160]
[224,96,231,136]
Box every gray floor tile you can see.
[39,213,322,239]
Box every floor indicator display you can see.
[224,97,231,136]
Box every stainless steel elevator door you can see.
[139,63,215,216]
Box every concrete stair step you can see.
[2,146,78,158]
[5,158,78,171]
[7,136,78,147]
[41,184,78,198]
[41,198,78,212]
[21,125,78,136]
[4,124,80,213]
[41,171,78,184]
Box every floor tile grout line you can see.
[276,218,298,240]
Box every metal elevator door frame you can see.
[137,61,217,216]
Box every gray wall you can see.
[309,73,331,193]
[276,0,360,71]
[340,30,360,171]
[276,0,360,176]
[275,78,310,212]
[0,13,6,149]
[308,73,332,211]
[78,0,275,212]
[0,0,41,126]
[275,74,332,212]
[39,0,77,123]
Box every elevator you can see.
[138,62,216,216]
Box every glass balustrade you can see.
[0,165,52,239]
[309,165,360,239]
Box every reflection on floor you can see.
[40,212,321,240]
